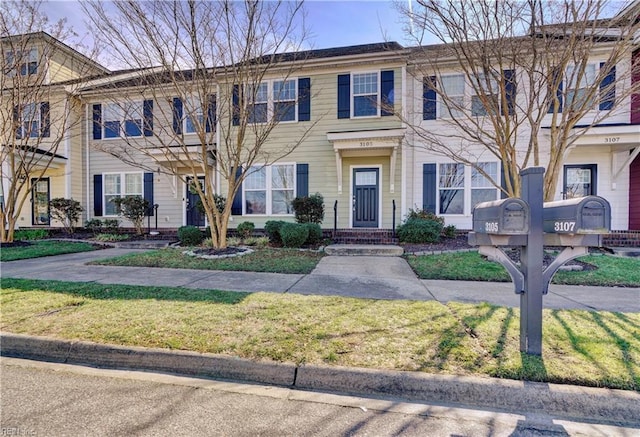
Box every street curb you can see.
[2,332,639,425]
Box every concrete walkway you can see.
[1,247,638,312]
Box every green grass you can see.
[91,247,324,274]
[406,251,640,287]
[0,240,98,262]
[1,278,638,390]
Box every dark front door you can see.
[563,164,597,199]
[32,178,50,225]
[186,176,205,227]
[353,168,379,228]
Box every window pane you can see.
[104,174,121,195]
[184,98,204,133]
[471,188,497,208]
[104,195,120,216]
[439,163,464,188]
[442,75,464,95]
[245,191,266,214]
[244,167,266,190]
[355,171,377,186]
[353,73,378,94]
[124,120,142,136]
[271,165,294,189]
[439,189,464,214]
[125,173,142,194]
[472,162,497,187]
[274,101,295,122]
[274,80,295,101]
[104,121,120,138]
[354,95,377,116]
[272,190,294,214]
[249,102,268,123]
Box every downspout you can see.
[85,101,91,221]
[400,64,408,219]
[64,94,71,199]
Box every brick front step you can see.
[324,229,399,245]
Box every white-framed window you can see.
[471,74,498,117]
[566,63,597,109]
[103,101,143,138]
[103,172,143,216]
[20,102,40,138]
[273,79,296,122]
[471,162,499,208]
[439,74,465,119]
[248,82,269,123]
[184,97,204,134]
[5,48,38,77]
[244,164,295,215]
[438,163,465,215]
[352,72,379,117]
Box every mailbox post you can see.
[468,167,611,356]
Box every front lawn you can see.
[406,251,640,287]
[0,240,98,262]
[90,247,324,274]
[1,278,638,391]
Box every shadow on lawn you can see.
[1,278,248,305]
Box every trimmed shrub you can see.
[396,218,443,244]
[178,225,204,246]
[443,224,457,238]
[103,219,120,232]
[49,198,83,235]
[112,196,150,235]
[85,219,103,235]
[95,233,130,242]
[264,220,286,244]
[305,223,323,245]
[280,222,309,248]
[237,221,255,239]
[292,193,324,224]
[405,208,445,225]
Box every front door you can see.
[186,176,205,227]
[563,164,597,199]
[32,178,50,225]
[353,168,379,228]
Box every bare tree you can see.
[82,0,317,248]
[398,0,640,200]
[1,0,100,242]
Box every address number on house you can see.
[553,221,576,232]
[359,141,373,147]
[604,137,620,143]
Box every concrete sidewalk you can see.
[1,248,638,312]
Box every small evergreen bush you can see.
[443,224,457,238]
[49,198,83,235]
[85,219,103,235]
[280,222,309,248]
[405,208,445,225]
[264,220,286,244]
[178,225,204,246]
[292,193,324,224]
[396,218,443,244]
[112,196,150,235]
[14,229,49,240]
[305,223,323,245]
[103,219,120,232]
[237,221,255,239]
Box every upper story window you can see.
[353,72,379,117]
[14,101,50,139]
[93,100,153,140]
[243,164,295,215]
[566,64,597,109]
[548,62,615,113]
[233,79,310,126]
[5,48,38,77]
[337,70,394,119]
[184,97,204,134]
[423,70,515,120]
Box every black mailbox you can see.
[472,198,529,235]
[543,196,611,234]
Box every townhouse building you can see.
[3,26,638,241]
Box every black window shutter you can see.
[143,172,154,216]
[172,98,183,134]
[599,62,616,110]
[423,76,437,120]
[337,74,350,119]
[206,94,216,132]
[296,163,309,197]
[548,68,563,113]
[381,70,394,116]
[14,105,21,139]
[93,174,103,216]
[298,78,311,121]
[231,166,243,215]
[92,104,102,140]
[422,163,436,213]
[502,69,516,116]
[40,102,50,137]
[232,85,240,126]
[143,100,153,136]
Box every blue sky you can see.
[43,0,416,54]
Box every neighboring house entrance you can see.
[186,176,205,226]
[352,168,379,227]
[31,178,50,225]
[630,154,640,230]
[563,164,597,199]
